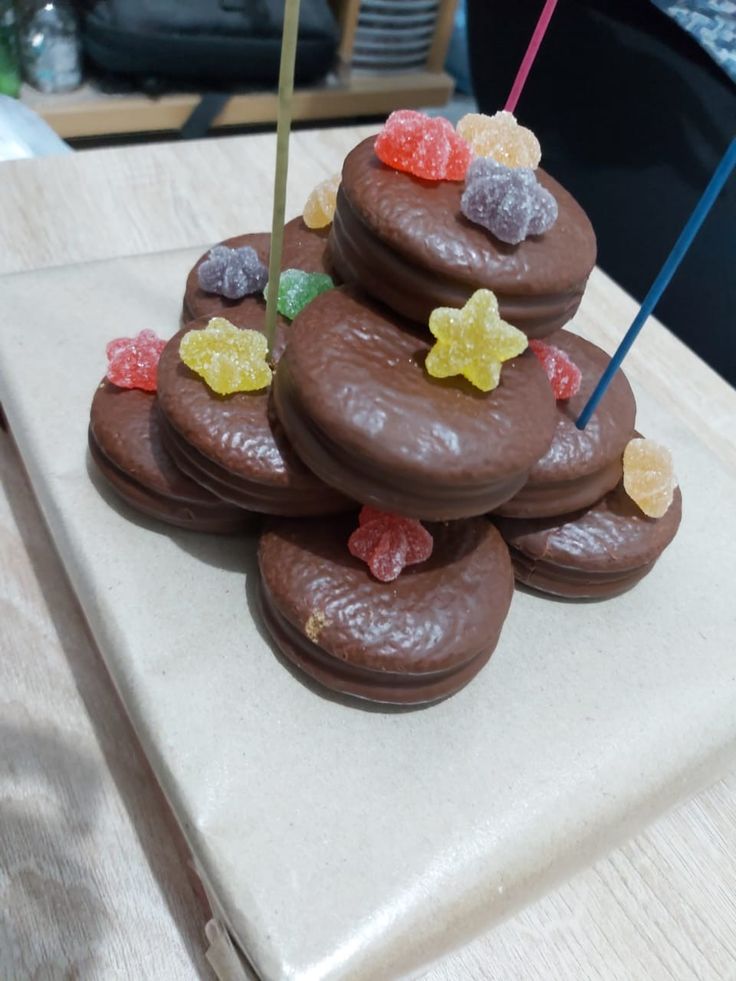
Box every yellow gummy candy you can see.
[425,289,528,393]
[457,111,541,169]
[623,438,676,518]
[179,317,272,395]
[303,174,341,229]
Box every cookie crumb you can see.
[305,611,330,642]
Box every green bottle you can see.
[0,0,21,97]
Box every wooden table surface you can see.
[2,127,736,981]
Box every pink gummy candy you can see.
[106,329,167,392]
[529,339,582,400]
[374,109,472,182]
[348,505,434,582]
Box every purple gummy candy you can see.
[197,244,269,299]
[460,157,558,245]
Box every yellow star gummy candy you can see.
[623,437,677,518]
[425,289,528,392]
[303,174,341,229]
[179,317,272,395]
[457,111,541,169]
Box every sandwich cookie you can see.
[328,136,596,336]
[156,313,353,516]
[258,515,514,704]
[494,481,682,599]
[273,287,557,520]
[89,379,253,532]
[495,330,636,518]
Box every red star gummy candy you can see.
[374,109,472,182]
[106,329,167,392]
[348,506,434,582]
[529,339,582,400]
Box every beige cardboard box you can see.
[1,250,735,980]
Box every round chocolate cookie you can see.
[495,330,636,518]
[258,515,514,704]
[89,379,253,532]
[183,217,332,323]
[273,287,557,520]
[156,314,353,516]
[328,136,597,336]
[494,482,682,599]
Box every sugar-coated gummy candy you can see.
[179,317,271,395]
[303,174,340,229]
[106,329,167,392]
[623,438,676,518]
[426,289,528,392]
[461,157,558,245]
[457,111,541,169]
[348,506,433,582]
[197,244,268,299]
[529,339,582,400]
[374,109,472,182]
[274,269,334,321]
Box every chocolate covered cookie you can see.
[258,515,514,704]
[328,136,596,336]
[156,314,353,516]
[495,330,636,518]
[273,287,557,520]
[495,482,682,599]
[89,379,253,532]
[183,217,332,323]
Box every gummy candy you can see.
[529,339,582,400]
[374,109,472,182]
[348,506,433,582]
[179,317,272,395]
[456,111,541,169]
[461,157,558,245]
[303,174,340,229]
[106,329,166,392]
[273,269,334,321]
[623,438,676,518]
[426,289,528,392]
[197,244,268,299]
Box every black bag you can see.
[81,0,339,87]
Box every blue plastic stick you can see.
[576,137,736,430]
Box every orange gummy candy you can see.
[303,174,340,229]
[622,438,676,518]
[457,111,541,169]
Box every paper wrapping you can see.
[1,249,735,980]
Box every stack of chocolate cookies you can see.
[88,111,681,707]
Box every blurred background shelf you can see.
[18,0,459,140]
[20,68,455,139]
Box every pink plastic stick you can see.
[504,0,559,115]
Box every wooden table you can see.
[2,127,736,980]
